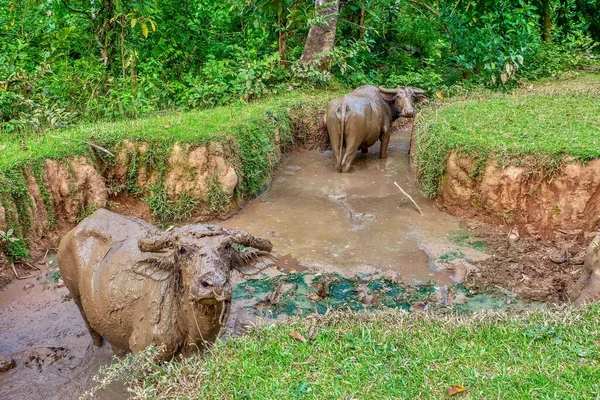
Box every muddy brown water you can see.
[0,129,486,399]
[221,129,484,284]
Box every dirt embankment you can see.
[0,145,237,258]
[437,152,600,241]
[0,113,328,276]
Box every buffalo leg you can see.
[575,269,600,305]
[570,267,591,302]
[340,136,361,173]
[379,124,391,159]
[72,295,104,347]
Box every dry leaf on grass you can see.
[289,331,306,343]
[447,385,466,396]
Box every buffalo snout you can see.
[398,96,415,118]
[190,269,231,303]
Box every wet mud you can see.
[221,128,486,285]
[0,257,119,400]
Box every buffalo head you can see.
[138,225,274,305]
[378,86,427,118]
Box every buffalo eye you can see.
[178,246,188,255]
[224,242,232,250]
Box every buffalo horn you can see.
[138,233,174,252]
[378,86,399,94]
[227,230,273,252]
[411,87,425,94]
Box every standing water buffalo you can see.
[326,85,426,172]
[58,209,274,358]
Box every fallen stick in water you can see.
[11,263,27,280]
[15,260,41,271]
[394,182,423,215]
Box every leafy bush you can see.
[0,0,598,132]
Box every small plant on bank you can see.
[206,174,231,215]
[0,229,18,246]
[145,185,200,222]
[76,204,100,224]
[1,228,28,261]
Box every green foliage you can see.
[206,174,231,215]
[0,228,18,244]
[1,0,597,132]
[0,227,23,261]
[145,184,200,222]
[32,164,57,229]
[76,204,100,223]
[4,234,29,261]
[235,116,279,197]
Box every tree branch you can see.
[60,0,92,19]
[406,0,439,17]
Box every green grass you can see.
[415,73,600,197]
[90,305,600,399]
[0,90,337,173]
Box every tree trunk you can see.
[359,6,365,39]
[299,0,340,70]
[61,0,115,69]
[278,12,288,68]
[541,0,552,41]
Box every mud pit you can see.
[221,128,486,285]
[1,124,583,399]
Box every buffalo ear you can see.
[414,93,428,103]
[232,249,278,276]
[133,256,176,281]
[380,92,395,102]
[409,87,428,103]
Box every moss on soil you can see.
[414,73,600,198]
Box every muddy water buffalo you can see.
[58,209,273,358]
[571,231,600,305]
[326,85,426,172]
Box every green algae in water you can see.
[449,231,487,252]
[438,250,465,262]
[233,278,274,301]
[232,272,536,319]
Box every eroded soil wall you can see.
[437,152,600,240]
[0,111,328,267]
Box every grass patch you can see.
[0,90,338,173]
[415,73,600,197]
[206,174,231,214]
[90,304,600,399]
[76,203,100,224]
[145,185,201,222]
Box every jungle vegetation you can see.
[1,0,599,133]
